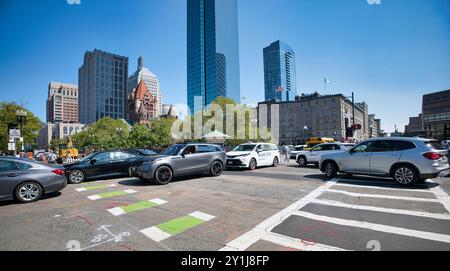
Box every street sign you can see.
[9,137,14,143]
[8,143,16,151]
[9,129,21,138]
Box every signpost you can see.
[8,143,16,151]
[9,129,21,139]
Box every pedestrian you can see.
[283,145,290,163]
[442,141,449,150]
[47,150,57,164]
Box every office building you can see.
[46,82,79,124]
[187,0,241,114]
[263,40,297,102]
[422,89,450,140]
[78,49,129,124]
[37,123,85,148]
[368,114,382,138]
[128,56,162,117]
[258,92,371,145]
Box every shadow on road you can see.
[0,192,62,207]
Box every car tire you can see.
[69,170,85,184]
[272,157,279,167]
[393,165,418,186]
[249,158,257,170]
[210,161,224,177]
[323,161,338,179]
[297,156,307,167]
[15,182,43,203]
[153,166,173,185]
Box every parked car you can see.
[0,157,67,203]
[319,137,450,186]
[290,145,307,159]
[296,143,351,167]
[226,143,280,170]
[130,144,226,185]
[64,150,153,184]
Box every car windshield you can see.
[233,145,256,152]
[79,153,97,163]
[138,149,157,156]
[160,145,185,156]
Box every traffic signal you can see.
[353,124,362,130]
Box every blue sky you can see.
[0,0,449,132]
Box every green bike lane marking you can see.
[87,189,137,201]
[140,211,216,242]
[107,198,168,216]
[76,184,118,192]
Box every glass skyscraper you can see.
[79,49,129,124]
[187,0,241,114]
[264,40,297,102]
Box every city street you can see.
[1,161,450,251]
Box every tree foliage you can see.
[0,102,43,153]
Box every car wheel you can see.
[15,182,43,203]
[324,162,338,179]
[153,166,173,185]
[210,161,224,177]
[249,158,257,170]
[297,156,307,167]
[272,157,279,167]
[69,170,85,184]
[393,166,418,186]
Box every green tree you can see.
[128,124,156,148]
[0,102,43,153]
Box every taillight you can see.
[423,152,442,160]
[52,169,65,176]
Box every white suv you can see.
[296,143,352,167]
[226,143,280,170]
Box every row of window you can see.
[424,112,450,122]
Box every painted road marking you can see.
[311,199,450,220]
[87,189,137,201]
[427,180,450,214]
[76,184,118,192]
[325,189,439,203]
[220,178,339,251]
[107,199,168,216]
[333,183,433,193]
[140,211,215,242]
[260,232,348,251]
[292,211,450,244]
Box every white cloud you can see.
[67,0,81,5]
[367,0,382,4]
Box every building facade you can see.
[258,93,370,145]
[404,114,425,137]
[263,40,297,102]
[368,114,382,138]
[127,80,158,125]
[79,49,129,124]
[46,82,79,124]
[422,89,450,140]
[128,57,162,117]
[187,0,241,114]
[37,123,85,148]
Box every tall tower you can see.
[263,40,297,102]
[187,0,241,114]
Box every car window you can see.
[262,144,274,151]
[233,145,256,152]
[93,153,111,163]
[183,146,196,155]
[197,145,213,153]
[313,145,331,151]
[352,141,376,153]
[371,141,395,152]
[16,162,33,170]
[0,161,19,172]
[161,145,185,156]
[111,152,133,161]
[393,141,416,151]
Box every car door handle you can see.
[8,173,20,177]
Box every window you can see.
[111,152,133,160]
[0,161,19,172]
[197,145,213,153]
[352,141,376,153]
[392,141,416,151]
[16,162,33,170]
[93,153,111,163]
[371,141,394,152]
[183,146,196,155]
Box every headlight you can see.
[144,160,159,164]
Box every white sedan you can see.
[226,143,280,170]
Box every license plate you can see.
[227,161,233,165]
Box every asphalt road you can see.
[1,161,450,251]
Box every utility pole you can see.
[352,92,355,127]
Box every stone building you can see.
[127,80,158,124]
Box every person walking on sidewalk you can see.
[283,145,290,163]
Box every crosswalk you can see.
[221,177,450,251]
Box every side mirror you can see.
[90,159,97,165]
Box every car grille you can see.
[226,159,243,166]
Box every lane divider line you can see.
[311,199,450,220]
[87,189,137,201]
[333,183,433,194]
[107,198,168,216]
[76,184,118,192]
[325,189,440,203]
[140,211,215,242]
[293,210,450,244]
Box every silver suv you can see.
[319,137,450,186]
[130,144,226,185]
